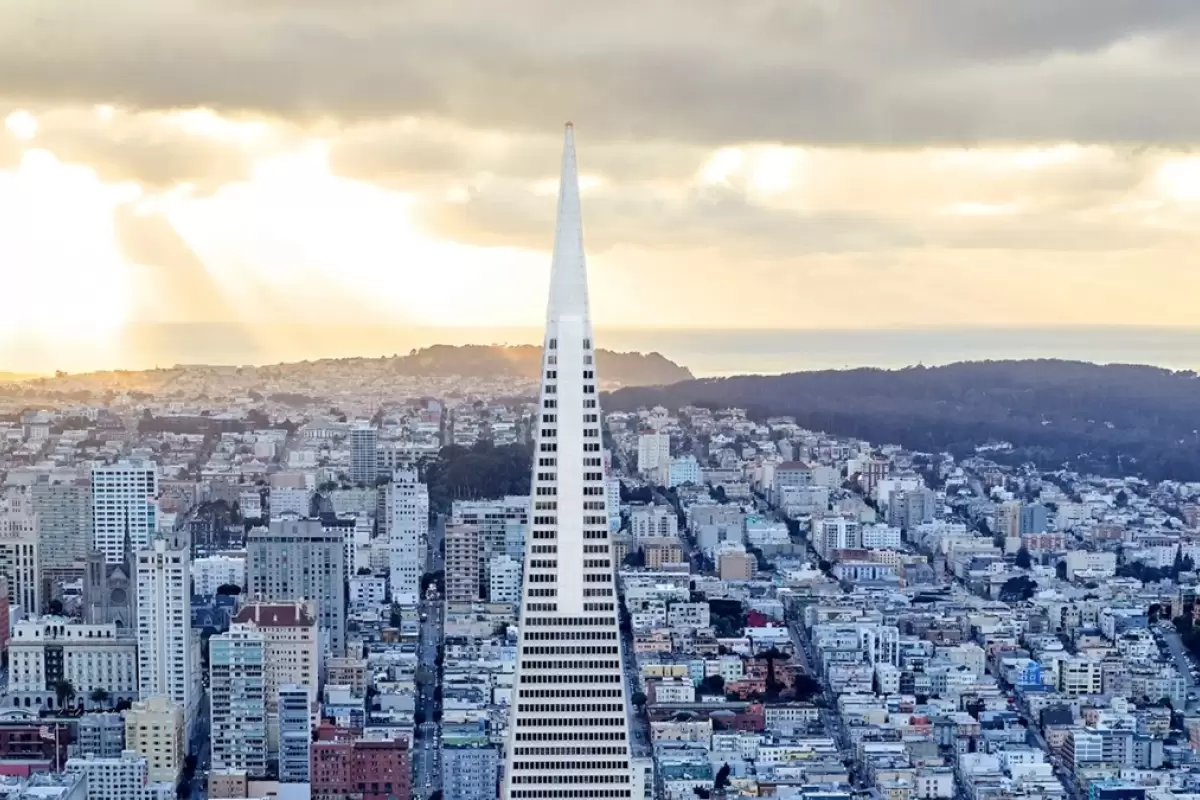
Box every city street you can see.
[188,691,211,800]
[413,514,445,800]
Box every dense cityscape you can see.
[0,129,1193,800]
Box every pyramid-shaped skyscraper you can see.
[501,124,635,798]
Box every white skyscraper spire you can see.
[502,124,634,799]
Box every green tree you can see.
[89,688,110,708]
[1015,546,1032,570]
[631,691,647,711]
[54,679,75,709]
[1115,489,1129,508]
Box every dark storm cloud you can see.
[1,0,1199,146]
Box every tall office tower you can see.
[0,510,41,614]
[209,626,267,775]
[388,469,428,605]
[348,424,378,486]
[230,601,319,757]
[501,125,634,799]
[30,477,92,571]
[247,518,346,656]
[277,685,312,783]
[444,523,481,604]
[92,459,159,563]
[135,537,195,733]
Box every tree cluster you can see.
[607,360,1200,482]
[424,441,532,513]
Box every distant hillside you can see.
[606,359,1200,482]
[0,345,691,396]
[386,345,692,385]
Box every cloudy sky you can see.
[1,0,1198,372]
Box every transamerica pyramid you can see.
[501,124,635,798]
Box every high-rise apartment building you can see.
[443,743,499,800]
[444,523,480,604]
[636,432,670,480]
[230,601,319,756]
[209,626,267,775]
[388,469,428,605]
[0,510,41,614]
[501,125,634,799]
[124,696,185,784]
[630,506,678,540]
[92,460,159,563]
[451,496,530,567]
[30,477,91,571]
[348,425,378,486]
[247,518,346,657]
[278,684,312,783]
[135,538,195,733]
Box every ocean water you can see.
[7,324,1200,378]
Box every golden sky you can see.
[1,1,1199,373]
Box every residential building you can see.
[311,729,411,800]
[442,743,498,800]
[450,496,530,566]
[247,517,346,657]
[488,555,521,605]
[719,550,754,581]
[8,616,137,710]
[387,469,428,605]
[631,506,678,540]
[643,538,684,569]
[74,713,125,760]
[124,696,185,784]
[1020,504,1049,535]
[667,456,702,488]
[348,425,378,486]
[92,460,158,564]
[66,751,171,800]
[773,462,814,499]
[501,125,634,799]
[816,516,862,559]
[268,487,312,518]
[209,626,267,776]
[229,601,319,756]
[0,511,40,615]
[30,478,91,571]
[277,685,311,783]
[637,431,670,480]
[190,555,245,597]
[445,523,481,604]
[135,537,195,733]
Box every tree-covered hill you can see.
[606,359,1200,482]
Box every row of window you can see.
[520,673,621,684]
[509,789,631,798]
[512,775,629,785]
[521,646,619,656]
[515,731,625,741]
[515,716,626,727]
[513,747,628,757]
[513,762,633,777]
[523,630,616,640]
[518,688,623,698]
[520,660,619,671]
[525,617,615,627]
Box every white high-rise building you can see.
[93,460,159,563]
[348,425,378,486]
[135,537,195,735]
[388,469,428,605]
[637,431,670,480]
[502,124,634,799]
[488,554,522,606]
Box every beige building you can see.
[444,523,481,604]
[0,510,40,614]
[230,601,319,754]
[718,550,754,581]
[326,657,367,695]
[642,538,684,569]
[125,695,185,783]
